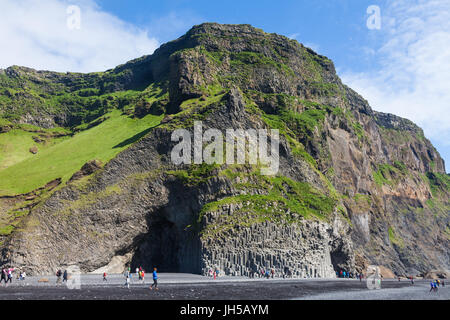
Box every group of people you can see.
[123,266,158,290]
[1,268,27,285]
[337,270,359,279]
[0,268,14,284]
[55,269,68,283]
[256,268,275,279]
[123,267,145,287]
[207,267,277,279]
[207,268,220,279]
[429,279,445,293]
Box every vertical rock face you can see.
[0,23,448,277]
[201,215,353,278]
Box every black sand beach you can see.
[0,274,447,300]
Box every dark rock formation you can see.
[69,160,103,182]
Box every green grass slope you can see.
[0,110,163,196]
[0,126,72,171]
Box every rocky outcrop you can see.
[0,125,11,133]
[201,212,354,277]
[69,160,103,182]
[0,91,354,276]
[423,270,450,279]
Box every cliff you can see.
[0,23,448,277]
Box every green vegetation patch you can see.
[388,226,405,249]
[0,110,163,196]
[372,161,408,187]
[426,172,450,197]
[244,94,333,168]
[59,183,123,218]
[167,163,220,186]
[353,193,372,211]
[228,51,295,77]
[199,171,337,238]
[0,125,71,170]
[0,65,167,127]
[378,126,414,144]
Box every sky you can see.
[0,0,449,172]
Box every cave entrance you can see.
[330,244,349,273]
[131,217,180,272]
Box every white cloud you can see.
[303,42,320,53]
[287,33,320,52]
[0,0,160,72]
[341,0,450,152]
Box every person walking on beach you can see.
[0,268,6,284]
[103,272,107,282]
[127,267,132,281]
[150,267,158,290]
[6,268,13,284]
[429,281,437,293]
[56,270,62,283]
[141,270,145,284]
[124,270,131,289]
[63,270,68,283]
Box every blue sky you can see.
[0,0,449,171]
[95,0,385,74]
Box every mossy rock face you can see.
[426,172,450,197]
[0,125,11,133]
[0,23,448,278]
